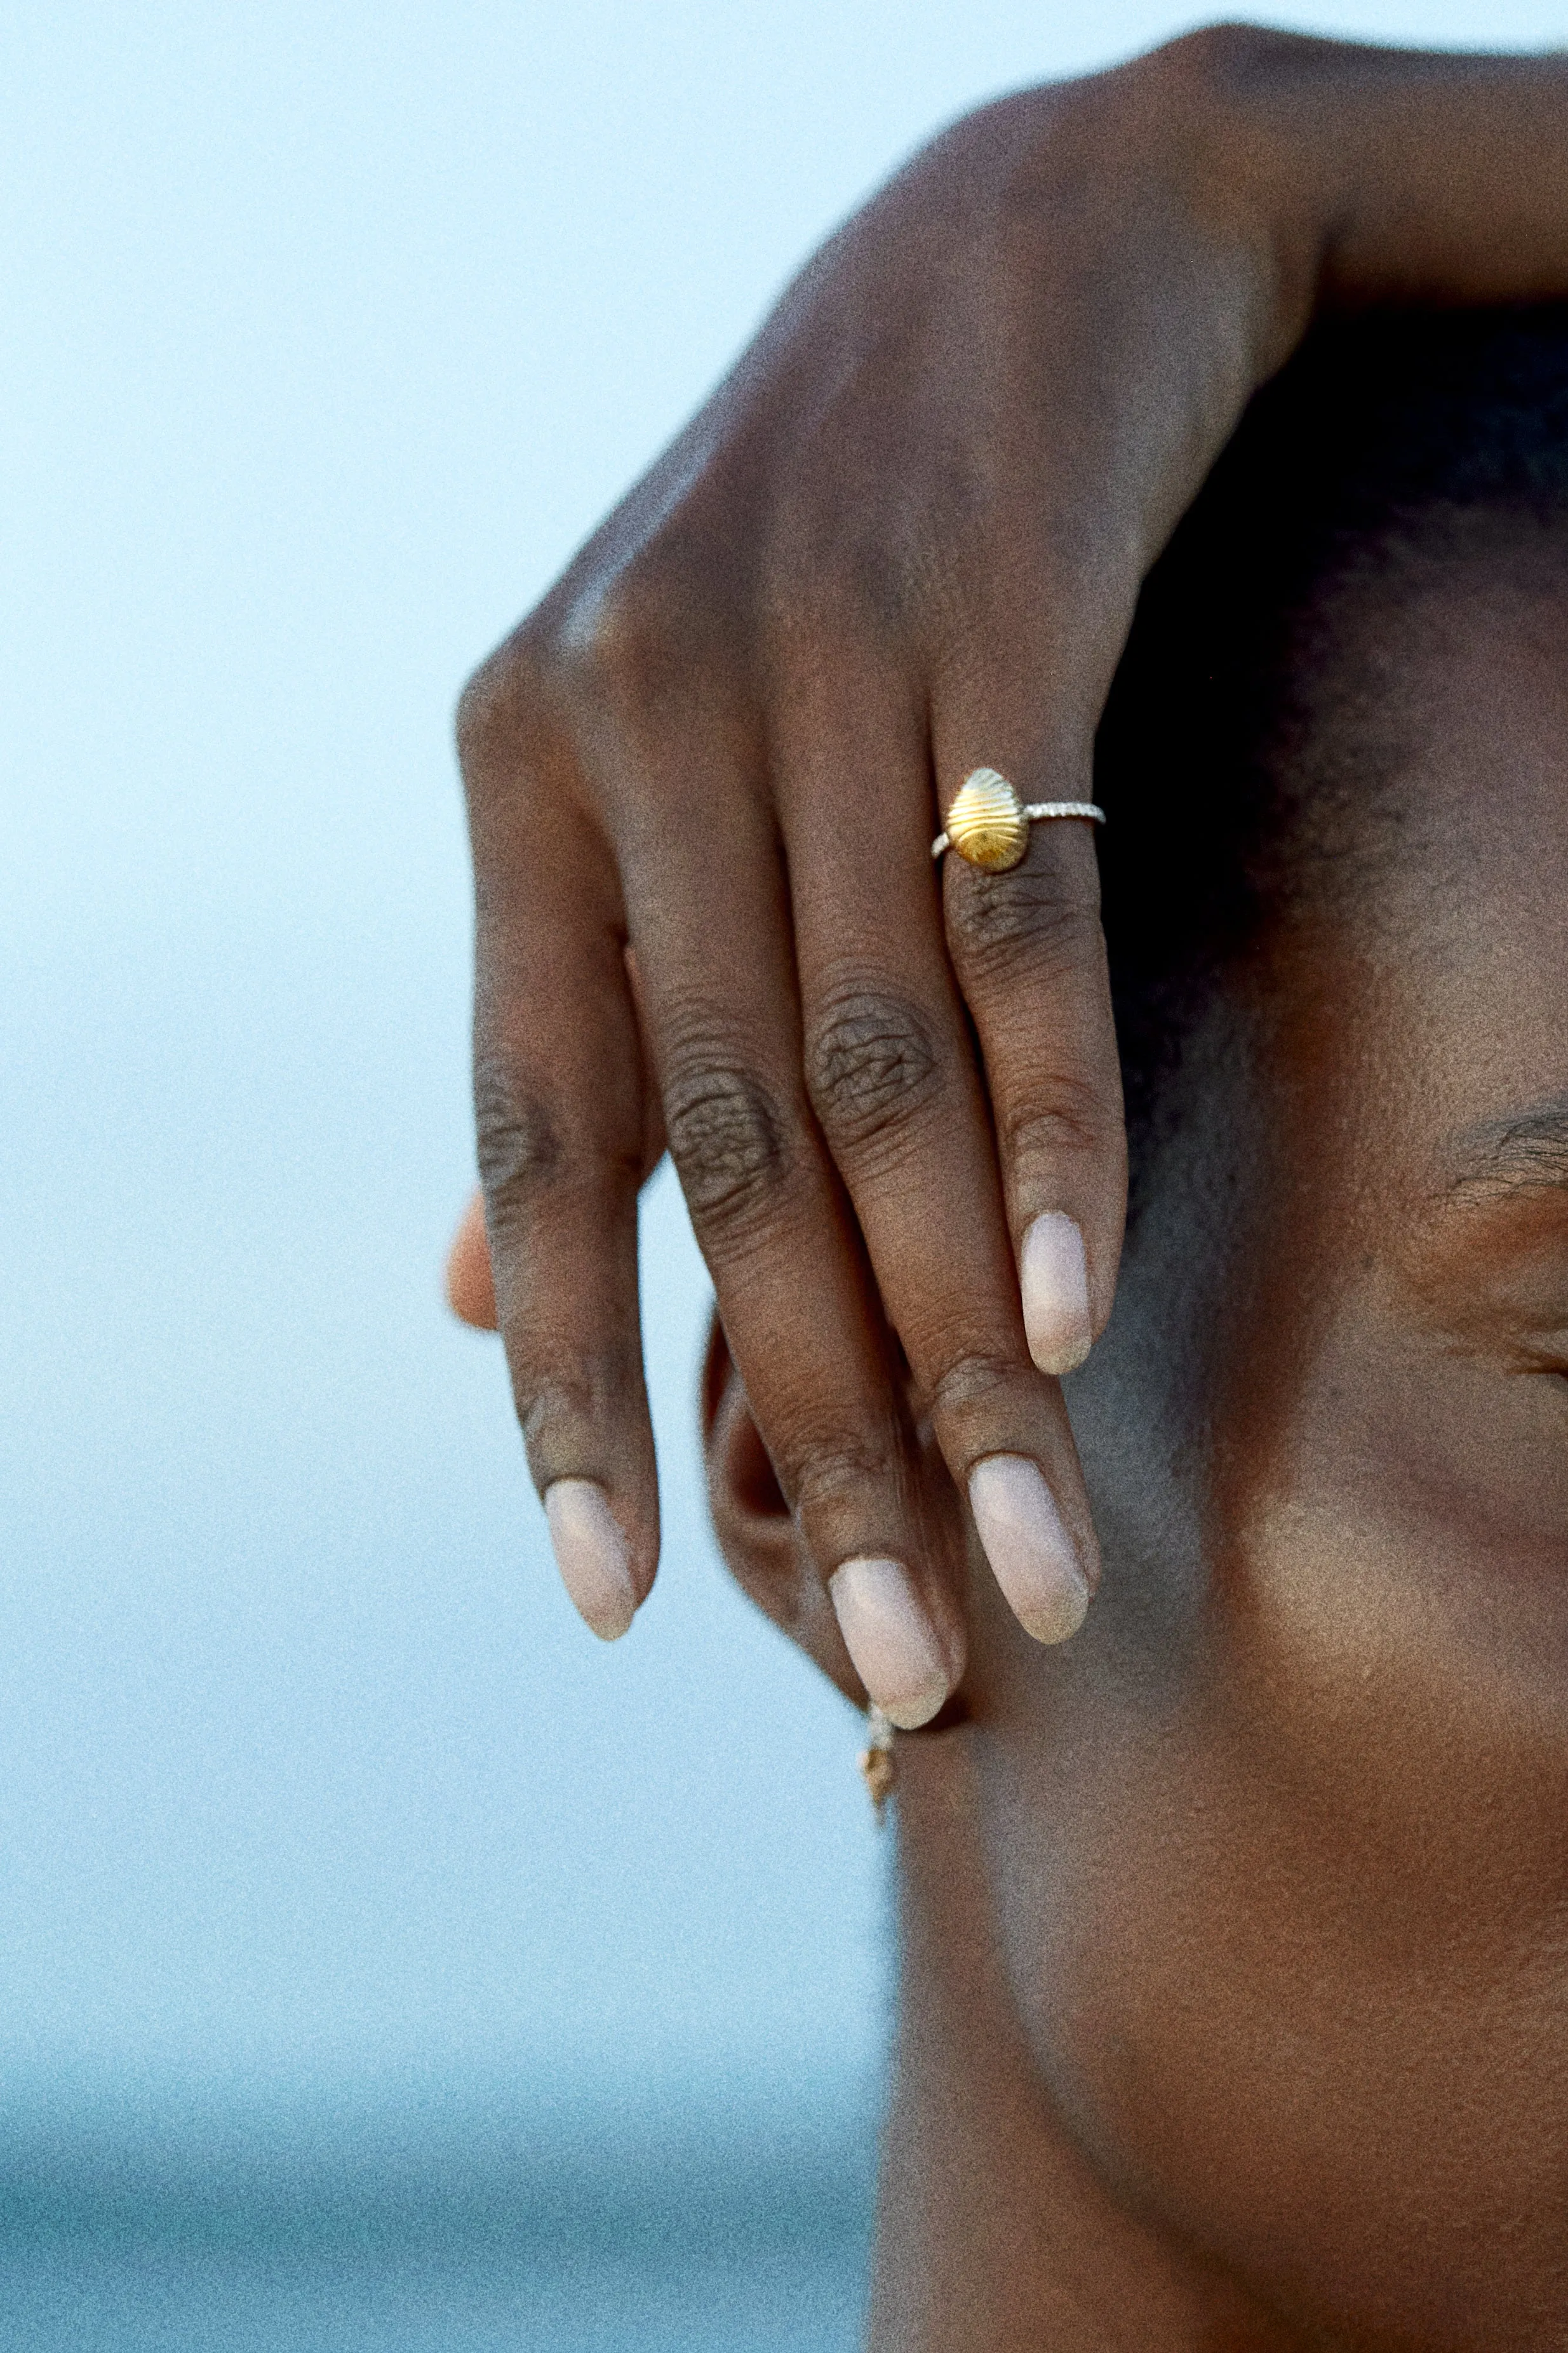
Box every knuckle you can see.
[786,1434,899,1519]
[663,1057,790,1241]
[511,1354,646,1490]
[473,1056,565,1222]
[457,556,705,784]
[1002,1075,1118,1168]
[805,987,941,1157]
[945,860,1104,990]
[453,656,502,773]
[514,1370,600,1447]
[568,572,671,705]
[455,626,553,783]
[558,559,721,730]
[930,1348,1020,1425]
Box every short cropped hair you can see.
[1096,304,1568,1201]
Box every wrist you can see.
[1140,27,1336,371]
[1168,29,1568,315]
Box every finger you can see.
[598,718,967,1725]
[944,814,1123,1371]
[459,679,659,1643]
[916,502,1132,1372]
[932,713,1126,1380]
[778,662,1097,1647]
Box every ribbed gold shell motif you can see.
[945,767,1028,871]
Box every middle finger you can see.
[593,696,970,1725]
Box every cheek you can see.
[972,1448,1568,2347]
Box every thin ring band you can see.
[931,767,1105,870]
[930,801,1107,861]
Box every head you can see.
[703,310,1568,2346]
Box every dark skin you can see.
[702,563,1568,2347]
[449,28,1568,1730]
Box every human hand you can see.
[450,28,1568,1725]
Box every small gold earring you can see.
[859,1704,896,1820]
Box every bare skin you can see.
[451,29,1568,1734]
[701,569,1568,2345]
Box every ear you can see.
[700,1312,865,1706]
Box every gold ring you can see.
[932,767,1106,872]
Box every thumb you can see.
[445,1187,499,1330]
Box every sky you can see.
[4,0,1564,2124]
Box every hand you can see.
[451,28,1568,1725]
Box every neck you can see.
[866,1732,1304,2353]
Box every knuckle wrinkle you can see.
[946,863,1102,988]
[807,989,941,1154]
[932,1349,1017,1422]
[790,1440,896,1516]
[664,1063,786,1235]
[455,633,548,779]
[474,1057,565,1211]
[1002,1082,1112,1166]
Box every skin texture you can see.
[450,28,1568,1726]
[701,561,1568,2344]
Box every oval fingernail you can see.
[829,1556,951,1729]
[967,1453,1090,1644]
[1021,1211,1092,1375]
[544,1478,640,1641]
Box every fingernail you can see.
[829,1556,951,1730]
[544,1479,640,1641]
[967,1454,1090,1645]
[1020,1212,1092,1375]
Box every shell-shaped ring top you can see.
[932,767,1106,872]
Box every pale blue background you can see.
[3,1,1560,2343]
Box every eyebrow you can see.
[1446,1094,1568,1201]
